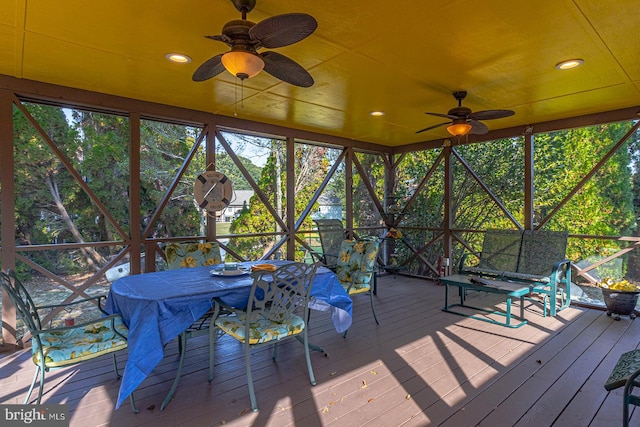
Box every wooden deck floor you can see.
[1,275,638,426]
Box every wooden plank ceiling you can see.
[0,0,639,147]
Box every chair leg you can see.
[129,392,139,413]
[112,353,122,379]
[245,341,258,412]
[302,328,316,386]
[208,303,222,382]
[372,271,378,295]
[369,291,379,325]
[209,326,215,382]
[161,332,188,410]
[25,365,41,404]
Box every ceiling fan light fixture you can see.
[221,49,265,79]
[447,122,472,136]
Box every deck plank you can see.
[1,275,638,427]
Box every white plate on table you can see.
[210,269,249,277]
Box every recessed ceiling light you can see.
[555,59,584,70]
[165,53,192,64]
[369,111,385,117]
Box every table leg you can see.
[444,284,450,310]
[296,309,327,355]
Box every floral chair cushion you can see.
[32,317,129,368]
[335,239,379,294]
[214,312,305,345]
[165,242,222,269]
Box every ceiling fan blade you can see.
[192,54,226,82]
[416,122,450,134]
[469,120,489,135]
[469,109,515,121]
[261,51,314,87]
[205,34,226,43]
[426,112,457,120]
[250,13,317,48]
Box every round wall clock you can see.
[193,170,233,212]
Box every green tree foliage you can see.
[7,100,639,282]
[138,120,202,238]
[352,153,385,229]
[13,104,79,250]
[534,123,635,263]
[228,142,327,260]
[214,152,262,191]
[377,123,637,277]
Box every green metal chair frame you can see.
[160,241,224,410]
[335,238,380,337]
[605,349,640,427]
[0,269,137,412]
[311,219,345,270]
[210,262,319,412]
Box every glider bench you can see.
[458,229,572,316]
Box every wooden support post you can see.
[443,142,453,260]
[345,148,354,239]
[129,112,142,274]
[523,126,534,230]
[206,126,216,240]
[286,136,296,260]
[0,89,17,347]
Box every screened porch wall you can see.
[1,77,639,348]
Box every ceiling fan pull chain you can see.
[234,76,238,116]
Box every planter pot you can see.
[601,288,639,320]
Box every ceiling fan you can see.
[192,0,317,87]
[416,91,515,137]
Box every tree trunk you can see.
[46,174,106,270]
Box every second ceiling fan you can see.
[192,0,317,87]
[417,91,515,137]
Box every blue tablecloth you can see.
[104,261,352,409]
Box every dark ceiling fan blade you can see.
[469,109,515,121]
[261,51,314,87]
[205,34,226,43]
[425,111,457,120]
[192,54,226,82]
[416,122,450,134]
[469,120,489,135]
[250,13,317,48]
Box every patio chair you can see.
[335,238,380,337]
[164,241,222,269]
[211,262,319,412]
[604,349,640,427]
[0,269,138,412]
[160,241,223,410]
[311,219,346,270]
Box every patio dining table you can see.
[104,260,352,409]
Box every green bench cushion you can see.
[605,349,640,391]
[463,267,551,284]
